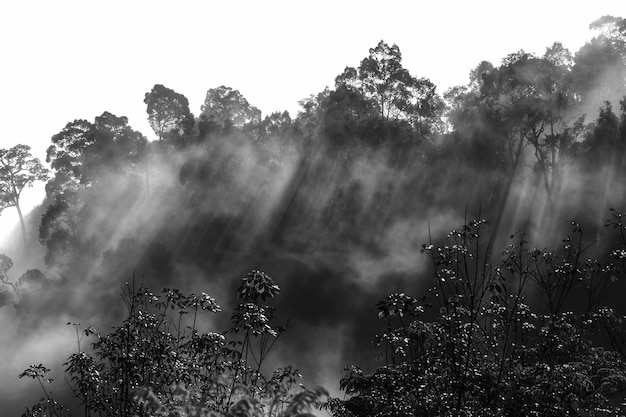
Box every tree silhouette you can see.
[0,144,48,245]
[201,86,262,129]
[144,84,194,142]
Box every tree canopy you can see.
[144,84,194,142]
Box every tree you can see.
[47,112,147,187]
[256,111,293,140]
[503,47,578,204]
[42,112,147,265]
[583,101,620,163]
[332,41,444,145]
[305,42,442,157]
[589,15,626,50]
[572,16,626,108]
[200,86,262,129]
[358,41,413,120]
[0,144,49,245]
[318,83,379,151]
[144,84,194,142]
[401,76,445,139]
[579,100,626,215]
[39,189,81,266]
[444,73,511,172]
[457,48,579,205]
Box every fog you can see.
[1,22,626,415]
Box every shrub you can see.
[20,270,327,417]
[328,217,626,416]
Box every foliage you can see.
[46,112,147,187]
[328,218,626,416]
[20,271,327,417]
[324,41,444,152]
[581,100,626,169]
[572,16,626,106]
[0,144,49,244]
[201,86,262,129]
[40,112,147,265]
[590,16,626,47]
[446,45,583,204]
[357,40,412,120]
[144,84,194,143]
[0,144,49,209]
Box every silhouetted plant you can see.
[328,216,626,417]
[20,271,326,417]
[19,364,70,417]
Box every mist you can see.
[1,19,626,416]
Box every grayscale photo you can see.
[1,1,626,415]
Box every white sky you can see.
[0,0,624,245]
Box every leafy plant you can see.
[19,364,70,417]
[20,271,327,417]
[329,216,626,416]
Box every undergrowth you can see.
[19,270,327,417]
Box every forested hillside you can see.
[2,15,626,417]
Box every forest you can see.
[1,15,626,417]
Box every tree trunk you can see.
[15,200,27,247]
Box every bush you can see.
[20,270,327,417]
[328,217,626,416]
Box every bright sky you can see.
[0,0,624,245]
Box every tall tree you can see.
[580,101,626,212]
[464,49,579,204]
[321,41,443,150]
[358,41,413,120]
[445,62,512,173]
[144,84,194,142]
[318,83,379,150]
[46,112,147,187]
[42,112,146,265]
[589,15,626,50]
[200,86,261,129]
[572,16,626,108]
[250,111,294,142]
[401,76,445,139]
[0,145,49,245]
